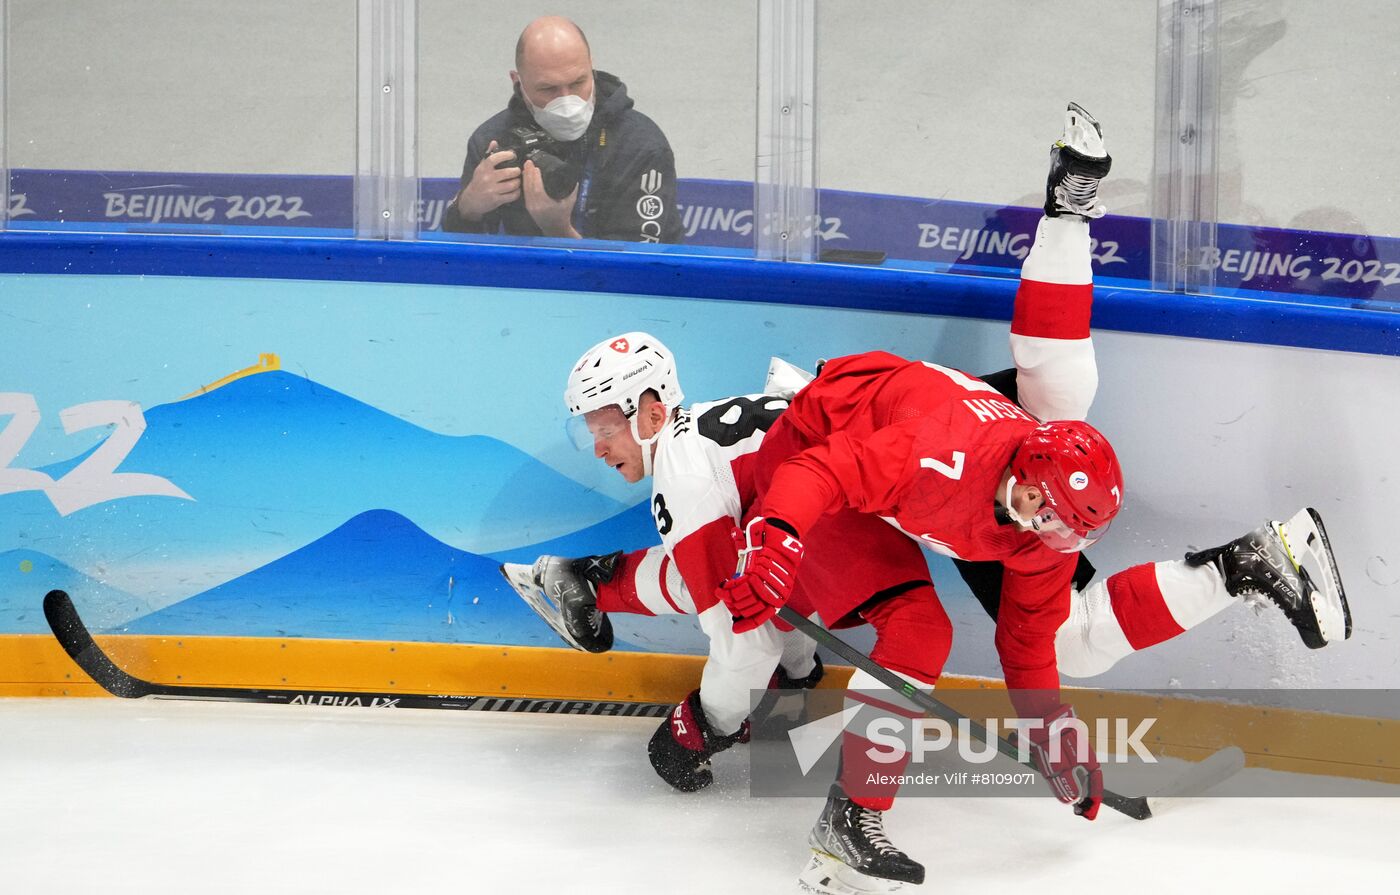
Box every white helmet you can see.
[564,332,684,476]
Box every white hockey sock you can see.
[1056,560,1233,678]
[1022,215,1092,284]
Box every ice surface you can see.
[0,698,1394,893]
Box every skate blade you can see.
[497,563,587,651]
[797,852,906,895]
[1279,508,1351,644]
[1059,100,1106,156]
[765,356,815,400]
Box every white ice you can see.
[1,698,1394,893]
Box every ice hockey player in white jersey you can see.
[503,331,826,793]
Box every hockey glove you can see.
[1024,703,1102,820]
[647,689,749,793]
[715,517,805,634]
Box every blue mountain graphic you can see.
[0,549,154,633]
[488,501,661,565]
[0,370,624,604]
[125,509,559,643]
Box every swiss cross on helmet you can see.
[1010,420,1124,553]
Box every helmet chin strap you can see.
[631,415,663,478]
[1003,475,1034,529]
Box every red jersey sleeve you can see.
[995,550,1079,717]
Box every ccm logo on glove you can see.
[1024,703,1103,820]
[715,517,804,633]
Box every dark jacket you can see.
[442,71,682,244]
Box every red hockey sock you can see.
[1107,562,1185,649]
[838,583,952,811]
[839,687,923,812]
[594,548,657,616]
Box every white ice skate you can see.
[1045,101,1112,219]
[764,356,816,400]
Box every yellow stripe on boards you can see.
[2,634,1394,784]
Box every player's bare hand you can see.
[455,140,522,221]
[522,160,580,238]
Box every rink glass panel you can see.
[4,0,356,237]
[812,0,1156,280]
[1198,0,1400,307]
[415,0,758,254]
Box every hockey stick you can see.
[778,606,1242,821]
[42,590,671,718]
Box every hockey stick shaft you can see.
[776,605,1153,820]
[43,590,670,718]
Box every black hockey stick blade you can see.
[45,589,155,698]
[1101,790,1152,820]
[1072,746,1246,820]
[777,606,1156,821]
[42,589,671,717]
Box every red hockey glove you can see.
[1025,704,1103,820]
[715,517,804,634]
[647,689,749,792]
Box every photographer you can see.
[442,16,681,244]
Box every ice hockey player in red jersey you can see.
[712,103,1349,894]
[502,103,1349,894]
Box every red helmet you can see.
[1010,420,1124,552]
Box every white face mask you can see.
[524,90,595,142]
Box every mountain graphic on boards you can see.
[0,367,625,606]
[126,509,550,643]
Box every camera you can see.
[496,125,582,200]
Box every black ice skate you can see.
[498,553,618,653]
[798,784,924,894]
[1045,102,1113,219]
[1185,508,1350,649]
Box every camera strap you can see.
[570,127,605,234]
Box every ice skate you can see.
[1044,102,1112,219]
[498,553,618,653]
[1185,508,1350,649]
[798,784,923,893]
